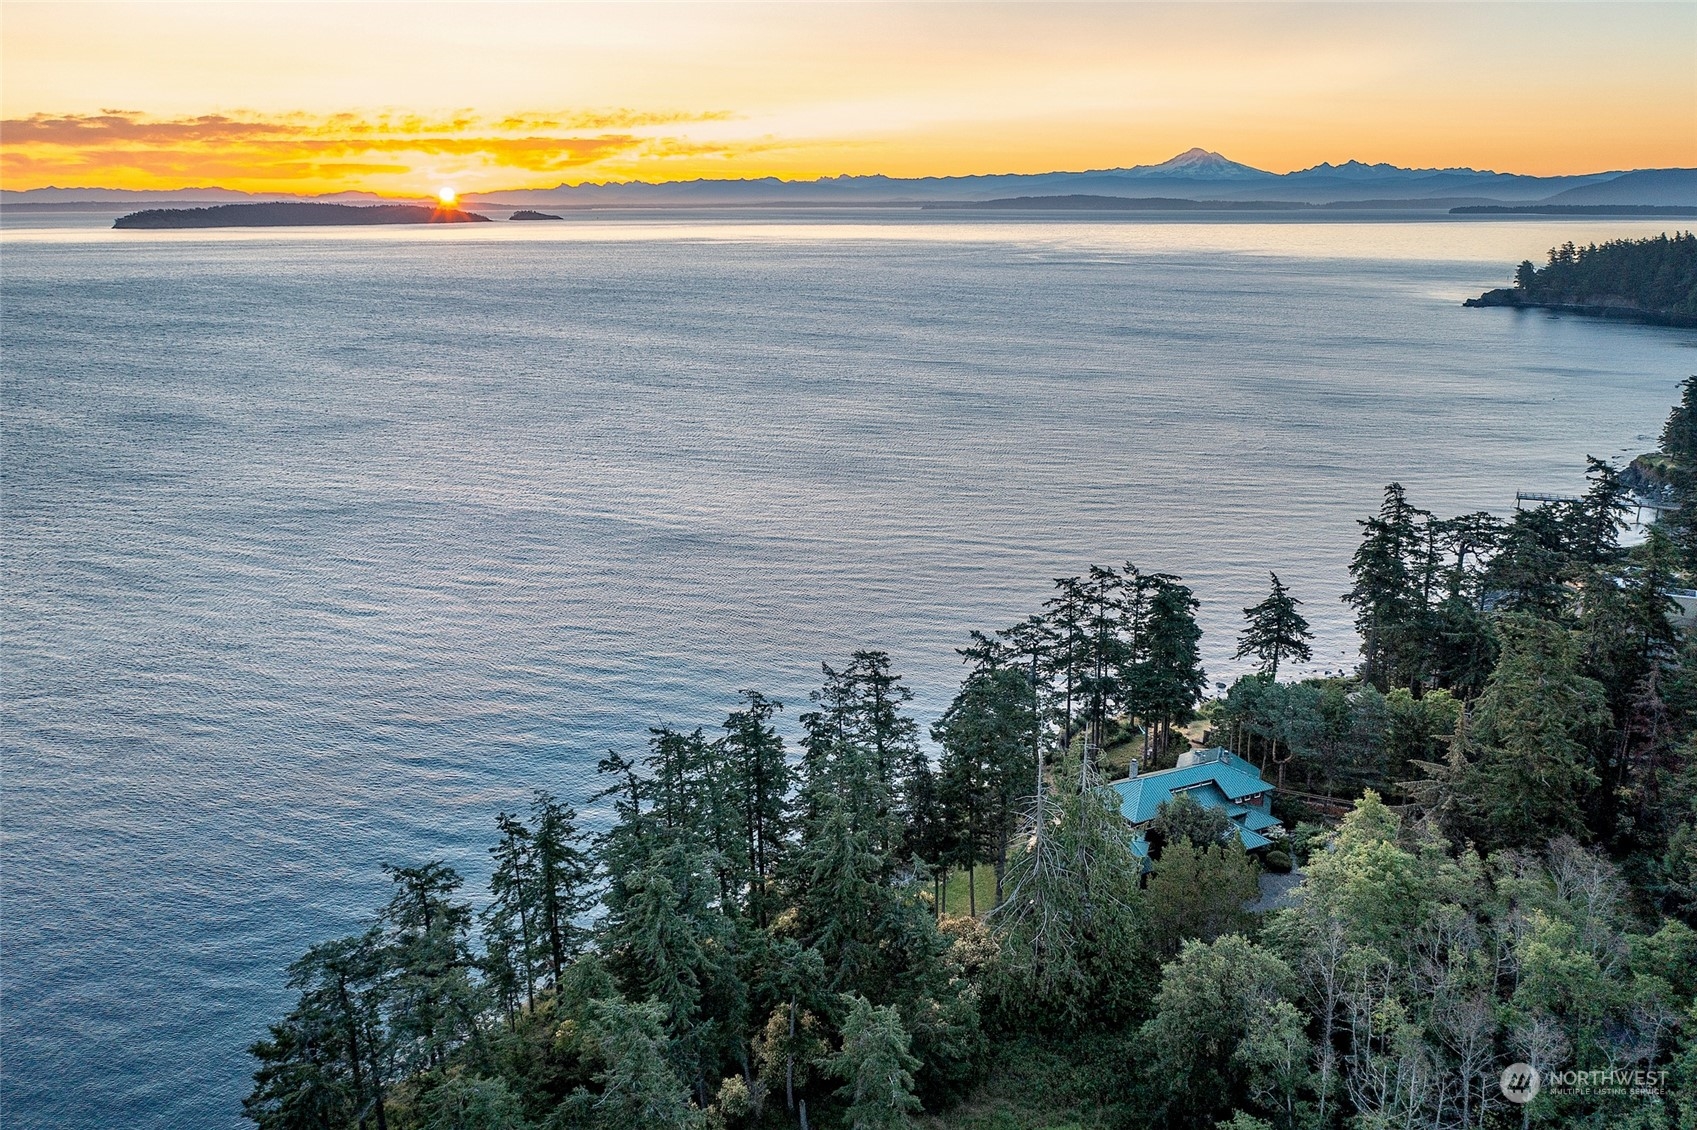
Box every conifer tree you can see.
[793,799,889,995]
[1661,376,1697,573]
[749,939,828,1118]
[484,813,539,1016]
[1566,457,1632,569]
[416,1075,528,1130]
[584,998,704,1130]
[1041,577,1090,752]
[600,843,745,1105]
[992,756,1149,1028]
[1079,564,1129,757]
[1483,504,1574,621]
[645,726,712,833]
[245,1008,359,1130]
[1140,575,1207,758]
[1424,587,1497,697]
[529,792,593,987]
[828,995,923,1130]
[1235,572,1313,680]
[1451,615,1612,850]
[246,931,391,1130]
[1344,483,1433,690]
[934,657,1038,913]
[798,652,925,860]
[850,652,928,855]
[722,690,788,925]
[593,749,653,912]
[378,863,485,1077]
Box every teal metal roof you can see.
[1238,826,1275,851]
[1127,815,1274,856]
[1109,748,1272,825]
[1240,809,1280,833]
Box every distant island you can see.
[112,202,492,229]
[1451,204,1697,217]
[1464,231,1697,327]
[508,209,563,221]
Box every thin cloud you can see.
[0,108,759,191]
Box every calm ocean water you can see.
[2,210,1693,1128]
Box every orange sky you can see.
[2,2,1694,195]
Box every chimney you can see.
[1127,759,1139,779]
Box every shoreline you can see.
[1464,286,1697,328]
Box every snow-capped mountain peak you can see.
[1121,148,1273,179]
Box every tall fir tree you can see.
[1344,483,1429,690]
[991,756,1150,1029]
[378,863,486,1077]
[530,791,594,988]
[245,931,391,1130]
[1079,564,1129,757]
[722,690,789,926]
[1139,574,1207,761]
[583,998,705,1130]
[828,995,923,1130]
[1484,504,1575,621]
[1040,576,1090,754]
[599,842,745,1106]
[1234,572,1314,680]
[798,652,925,861]
[484,812,539,1017]
[1659,376,1697,573]
[1448,615,1612,850]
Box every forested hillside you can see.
[1467,231,1697,325]
[243,384,1697,1130]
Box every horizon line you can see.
[7,153,1693,201]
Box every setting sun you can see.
[437,187,457,207]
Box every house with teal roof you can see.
[1108,747,1283,865]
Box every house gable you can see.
[1109,746,1283,854]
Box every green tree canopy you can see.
[827,995,923,1130]
[1235,572,1314,680]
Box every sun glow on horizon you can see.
[0,4,1691,193]
[437,187,458,207]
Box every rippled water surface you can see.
[3,211,1693,1128]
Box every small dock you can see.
[1515,490,1675,524]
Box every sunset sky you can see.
[2,1,1694,196]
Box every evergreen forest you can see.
[1485,231,1697,324]
[243,382,1697,1130]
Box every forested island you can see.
[243,386,1697,1130]
[509,210,564,221]
[1466,231,1697,326]
[112,203,492,229]
[1452,206,1697,218]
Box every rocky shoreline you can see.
[1463,287,1697,328]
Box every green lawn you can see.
[938,863,1001,919]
